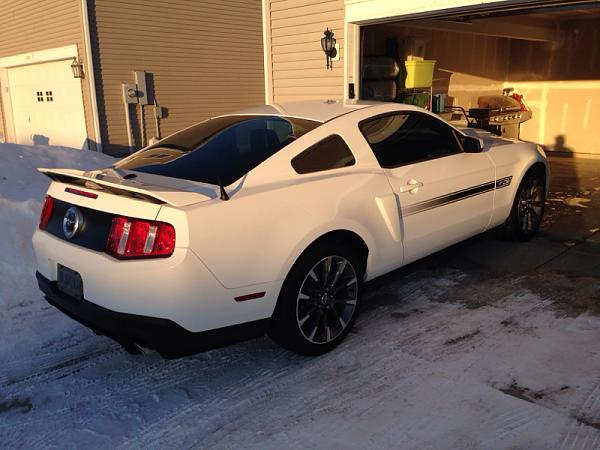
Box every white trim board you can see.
[262,0,274,104]
[0,45,80,145]
[0,45,78,69]
[80,0,103,152]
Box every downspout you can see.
[81,0,103,152]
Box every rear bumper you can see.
[37,272,269,359]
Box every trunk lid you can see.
[39,167,215,254]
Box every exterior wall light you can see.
[321,28,337,70]
[71,58,84,79]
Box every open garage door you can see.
[7,59,88,149]
[359,1,600,156]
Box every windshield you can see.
[115,115,321,185]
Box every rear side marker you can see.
[65,187,98,199]
[234,292,266,302]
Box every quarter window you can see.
[292,135,355,174]
[359,113,461,168]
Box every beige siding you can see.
[0,0,98,147]
[268,0,345,103]
[0,81,5,142]
[93,0,265,155]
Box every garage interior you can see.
[360,2,600,156]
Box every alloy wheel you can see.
[296,256,358,345]
[518,178,544,233]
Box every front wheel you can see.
[504,170,546,241]
[268,241,364,355]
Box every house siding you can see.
[268,0,345,103]
[92,0,265,155]
[0,0,98,147]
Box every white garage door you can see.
[7,59,88,149]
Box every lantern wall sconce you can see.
[71,58,84,79]
[321,28,337,69]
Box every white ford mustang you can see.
[33,101,549,357]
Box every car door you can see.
[359,112,495,264]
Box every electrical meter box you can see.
[134,71,149,105]
[122,83,138,105]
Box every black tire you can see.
[268,240,364,356]
[504,169,546,241]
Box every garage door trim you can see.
[345,0,600,26]
[0,45,82,147]
[344,0,599,102]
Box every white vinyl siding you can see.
[268,0,345,102]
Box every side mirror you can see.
[461,136,484,153]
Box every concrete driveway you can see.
[2,155,599,450]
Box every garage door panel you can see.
[7,59,87,149]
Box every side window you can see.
[292,135,355,174]
[359,113,461,168]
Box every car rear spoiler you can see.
[38,168,213,207]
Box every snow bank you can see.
[0,144,114,332]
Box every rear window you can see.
[115,115,321,185]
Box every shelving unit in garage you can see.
[361,34,437,111]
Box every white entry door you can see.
[7,59,88,149]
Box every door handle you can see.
[398,179,424,194]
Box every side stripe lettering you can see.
[402,176,512,217]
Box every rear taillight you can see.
[39,196,54,230]
[105,216,175,259]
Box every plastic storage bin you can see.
[403,60,436,88]
[400,92,430,108]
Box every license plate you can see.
[57,264,84,301]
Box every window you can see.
[359,113,461,168]
[45,91,53,102]
[292,135,355,174]
[36,91,44,102]
[115,115,321,186]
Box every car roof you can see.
[231,99,402,123]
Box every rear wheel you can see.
[269,241,364,355]
[504,170,546,241]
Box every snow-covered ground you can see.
[1,143,600,449]
[0,144,114,349]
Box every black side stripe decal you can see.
[402,176,512,217]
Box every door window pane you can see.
[359,113,461,168]
[292,135,355,174]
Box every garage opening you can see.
[359,2,600,155]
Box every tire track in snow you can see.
[116,337,429,450]
[0,328,98,385]
[559,377,600,450]
[2,345,223,444]
[495,405,542,438]
[12,344,278,450]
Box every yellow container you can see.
[404,60,436,88]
